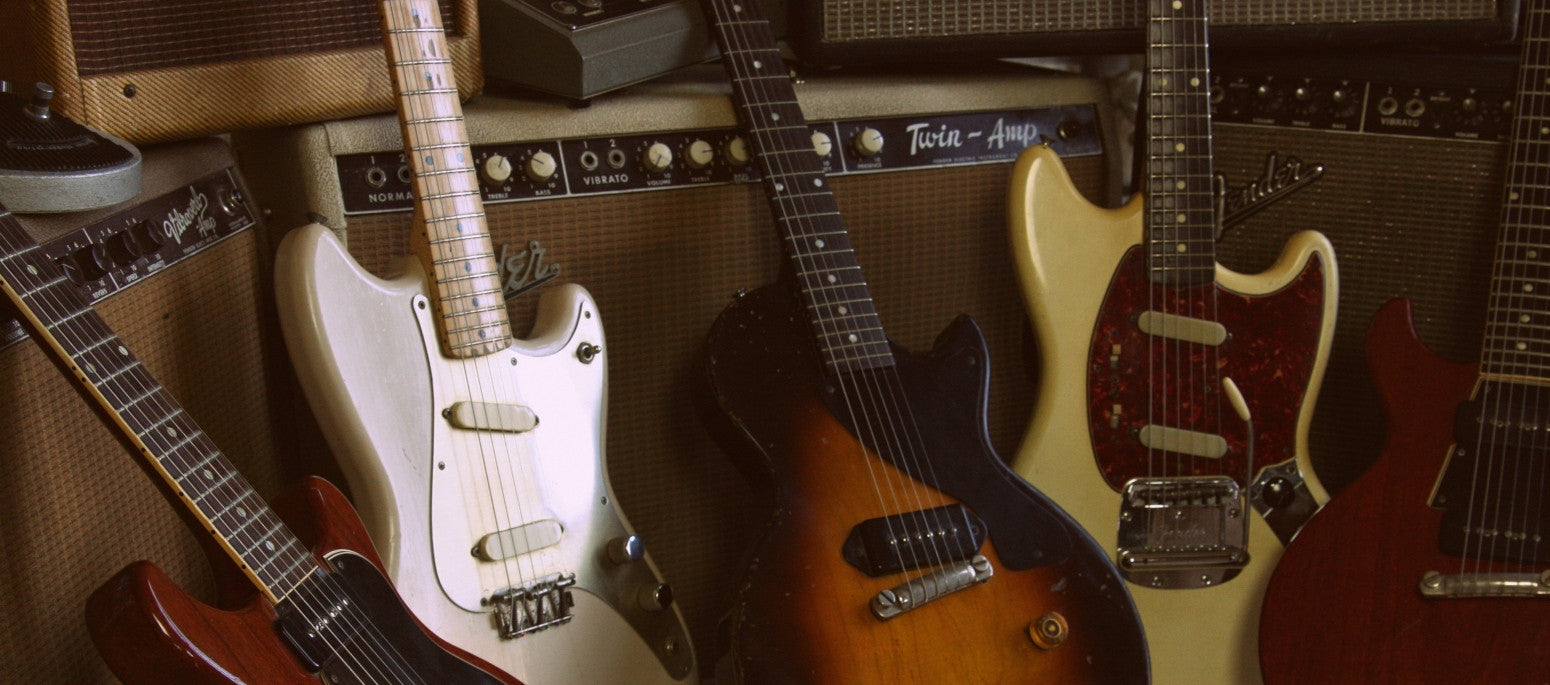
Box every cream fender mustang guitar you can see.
[1009,0,1337,682]
[1259,2,1550,679]
[695,0,1147,682]
[0,213,519,683]
[272,0,694,682]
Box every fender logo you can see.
[1216,152,1325,236]
[497,240,561,300]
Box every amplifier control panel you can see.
[1212,70,1513,141]
[337,105,1102,214]
[1,169,257,348]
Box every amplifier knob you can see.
[811,130,833,157]
[483,154,514,184]
[526,150,558,181]
[724,136,751,166]
[685,139,715,169]
[64,244,110,282]
[851,127,884,157]
[128,219,164,254]
[642,142,674,173]
[106,230,144,264]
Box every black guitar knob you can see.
[1260,476,1297,509]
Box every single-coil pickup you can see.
[1138,424,1228,459]
[1137,310,1227,346]
[842,504,987,577]
[446,400,538,433]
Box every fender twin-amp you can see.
[234,63,1117,675]
[1209,55,1515,494]
[0,0,481,144]
[0,137,333,682]
[788,0,1519,65]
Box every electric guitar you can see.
[0,215,519,682]
[273,0,695,682]
[1258,2,1550,679]
[696,1,1148,682]
[1008,0,1338,682]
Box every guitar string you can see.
[389,0,541,618]
[711,0,970,581]
[712,2,953,580]
[11,243,426,684]
[1475,0,1540,581]
[1485,1,1550,577]
[738,0,979,575]
[0,225,427,683]
[1517,3,1549,576]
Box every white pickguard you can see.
[1008,146,1336,685]
[275,223,695,683]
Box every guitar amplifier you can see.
[1209,54,1514,495]
[0,138,333,682]
[0,0,481,145]
[788,0,1519,64]
[234,64,1117,676]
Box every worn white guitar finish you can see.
[1008,2,1335,683]
[271,1,695,682]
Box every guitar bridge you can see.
[1116,476,1249,589]
[489,573,576,639]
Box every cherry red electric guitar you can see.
[0,206,523,683]
[1258,2,1550,680]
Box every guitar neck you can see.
[699,0,892,374]
[381,0,510,359]
[1484,0,1550,382]
[1144,0,1216,286]
[0,210,317,605]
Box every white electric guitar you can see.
[272,1,695,682]
[1008,0,1337,682]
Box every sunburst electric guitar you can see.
[1258,2,1550,679]
[0,213,519,682]
[272,1,694,682]
[695,1,1148,682]
[1009,1,1338,682]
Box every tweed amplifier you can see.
[234,63,1116,675]
[788,0,1519,65]
[0,137,333,682]
[1209,54,1515,495]
[0,0,481,145]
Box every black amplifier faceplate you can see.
[1,169,257,348]
[1212,58,1517,141]
[337,106,1103,214]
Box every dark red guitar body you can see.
[1259,298,1550,682]
[86,477,518,685]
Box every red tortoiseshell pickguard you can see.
[1087,246,1326,492]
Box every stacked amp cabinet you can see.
[1209,55,1516,494]
[0,138,333,682]
[235,63,1118,676]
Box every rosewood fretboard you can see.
[0,209,318,604]
[701,0,892,375]
[1144,0,1217,286]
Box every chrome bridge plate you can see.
[1419,570,1550,599]
[1117,476,1249,589]
[490,573,576,639]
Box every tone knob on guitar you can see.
[851,127,884,157]
[635,582,674,612]
[525,150,558,182]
